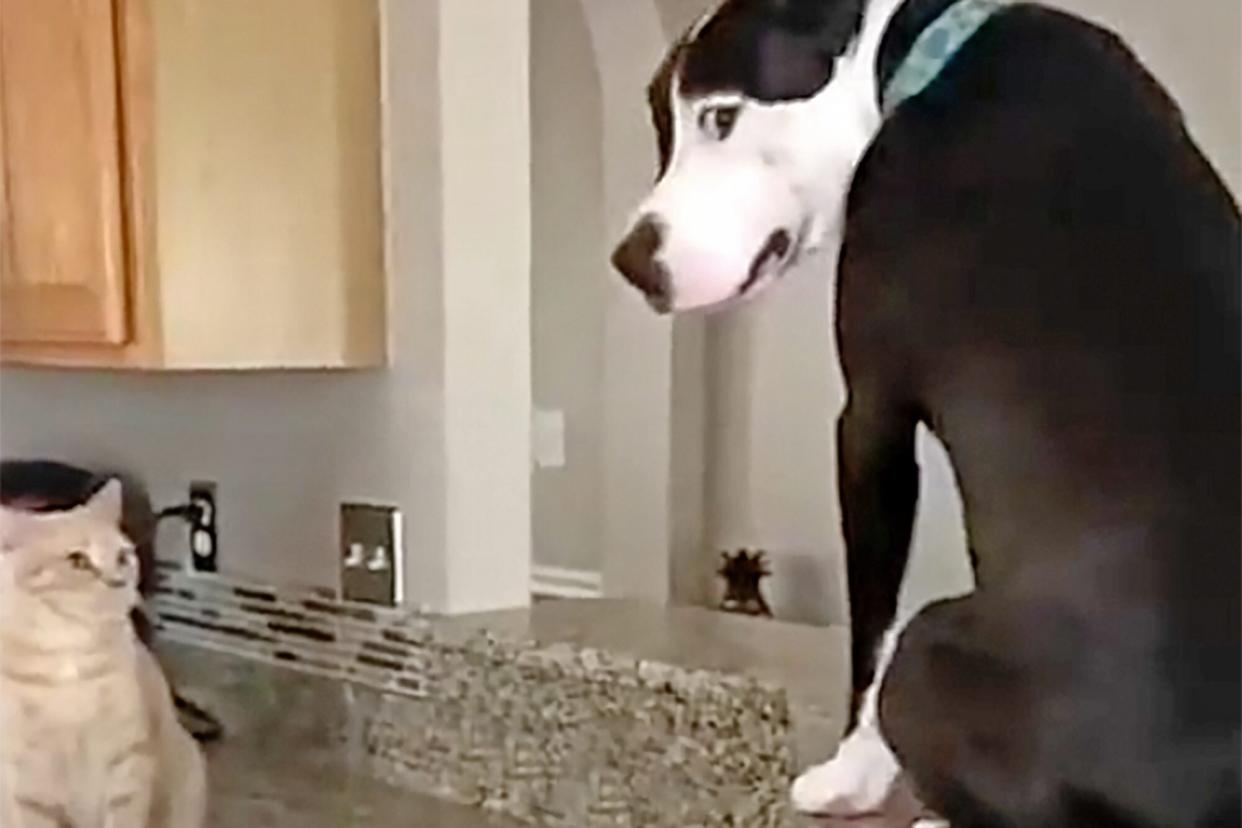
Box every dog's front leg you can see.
[792,394,922,819]
[837,396,920,723]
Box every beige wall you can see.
[530,0,607,576]
[528,0,713,601]
[527,0,717,601]
[530,0,694,601]
[0,0,533,614]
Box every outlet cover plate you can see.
[340,503,401,606]
[188,481,218,572]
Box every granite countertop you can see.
[151,567,849,827]
[206,741,518,828]
[443,599,851,767]
[444,599,850,721]
[162,645,519,828]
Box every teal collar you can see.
[881,0,1006,117]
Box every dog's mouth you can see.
[737,227,796,298]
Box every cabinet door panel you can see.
[0,0,129,345]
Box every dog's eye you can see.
[700,105,741,140]
[67,551,91,571]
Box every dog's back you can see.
[842,5,1239,824]
[846,4,1240,584]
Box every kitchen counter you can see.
[150,569,847,827]
[206,743,517,827]
[160,644,520,828]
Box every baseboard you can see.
[530,565,603,599]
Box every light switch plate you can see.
[340,503,401,606]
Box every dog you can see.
[611,0,1240,825]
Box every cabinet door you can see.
[0,0,130,345]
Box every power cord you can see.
[155,502,205,525]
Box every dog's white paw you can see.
[912,820,951,828]
[791,723,903,817]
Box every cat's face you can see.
[0,480,140,623]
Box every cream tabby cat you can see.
[0,480,205,828]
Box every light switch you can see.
[533,408,566,469]
[366,545,390,572]
[340,503,401,606]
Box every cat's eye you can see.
[699,104,741,141]
[67,551,92,571]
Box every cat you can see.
[0,459,223,743]
[0,480,206,828]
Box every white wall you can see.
[437,0,533,613]
[528,0,675,593]
[0,0,533,615]
[528,0,715,603]
[577,0,683,602]
[530,0,607,577]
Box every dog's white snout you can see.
[636,148,803,312]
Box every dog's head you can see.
[612,0,899,313]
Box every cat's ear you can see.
[84,479,124,525]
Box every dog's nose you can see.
[611,216,670,312]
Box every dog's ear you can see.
[769,0,866,56]
[682,0,864,101]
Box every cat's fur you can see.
[0,481,205,828]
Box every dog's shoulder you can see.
[837,1,1238,371]
[963,4,1183,121]
[849,2,1203,226]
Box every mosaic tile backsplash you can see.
[148,564,800,827]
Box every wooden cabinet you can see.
[0,0,384,369]
[0,0,130,347]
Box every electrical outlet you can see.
[188,481,218,572]
[340,503,401,606]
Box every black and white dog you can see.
[611,0,1240,825]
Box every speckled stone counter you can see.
[159,646,521,828]
[442,600,850,770]
[150,567,848,827]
